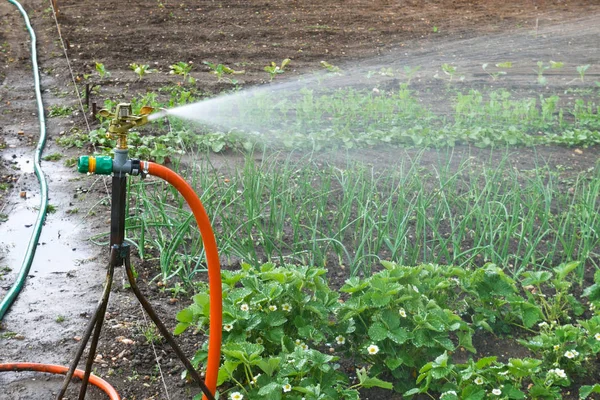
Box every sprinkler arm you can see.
[98,103,154,149]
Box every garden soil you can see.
[1,1,600,399]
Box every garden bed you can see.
[1,1,600,399]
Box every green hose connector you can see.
[78,156,113,175]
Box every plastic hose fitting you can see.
[78,156,113,175]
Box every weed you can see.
[42,153,63,161]
[46,204,57,213]
[48,105,73,117]
[64,157,77,167]
[55,315,65,323]
[141,325,162,344]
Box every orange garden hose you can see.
[0,363,120,399]
[145,161,222,400]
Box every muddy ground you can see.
[1,0,600,399]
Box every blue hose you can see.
[0,0,50,320]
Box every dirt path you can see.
[1,1,600,399]
[0,2,112,398]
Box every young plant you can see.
[438,63,463,84]
[202,61,245,83]
[577,64,591,82]
[169,61,195,84]
[535,61,563,85]
[520,261,584,324]
[402,65,421,85]
[95,62,110,79]
[264,58,290,81]
[320,60,341,75]
[482,63,506,81]
[129,63,156,81]
[366,67,396,79]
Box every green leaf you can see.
[404,388,422,397]
[356,367,394,389]
[264,312,287,327]
[521,271,552,286]
[553,261,579,281]
[387,327,409,344]
[458,330,476,353]
[475,356,497,369]
[222,342,264,364]
[173,322,189,335]
[504,384,525,399]
[368,322,389,341]
[256,357,280,377]
[217,360,240,385]
[580,384,600,399]
[384,356,403,370]
[258,382,283,400]
[462,385,486,400]
[176,308,194,323]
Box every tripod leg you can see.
[56,247,118,400]
[123,248,216,400]
[77,247,117,400]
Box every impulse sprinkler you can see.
[58,104,222,400]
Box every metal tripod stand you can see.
[56,107,216,400]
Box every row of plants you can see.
[93,58,291,84]
[175,260,600,400]
[92,60,597,86]
[58,80,600,163]
[121,151,600,284]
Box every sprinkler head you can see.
[98,103,155,149]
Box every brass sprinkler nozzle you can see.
[98,103,154,149]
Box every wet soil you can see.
[1,1,600,399]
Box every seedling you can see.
[437,63,463,84]
[402,65,421,85]
[320,60,341,74]
[366,67,395,78]
[169,61,194,84]
[534,61,550,85]
[496,61,513,69]
[577,64,590,82]
[264,58,290,81]
[482,63,507,81]
[202,61,245,83]
[95,62,110,79]
[129,63,156,81]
